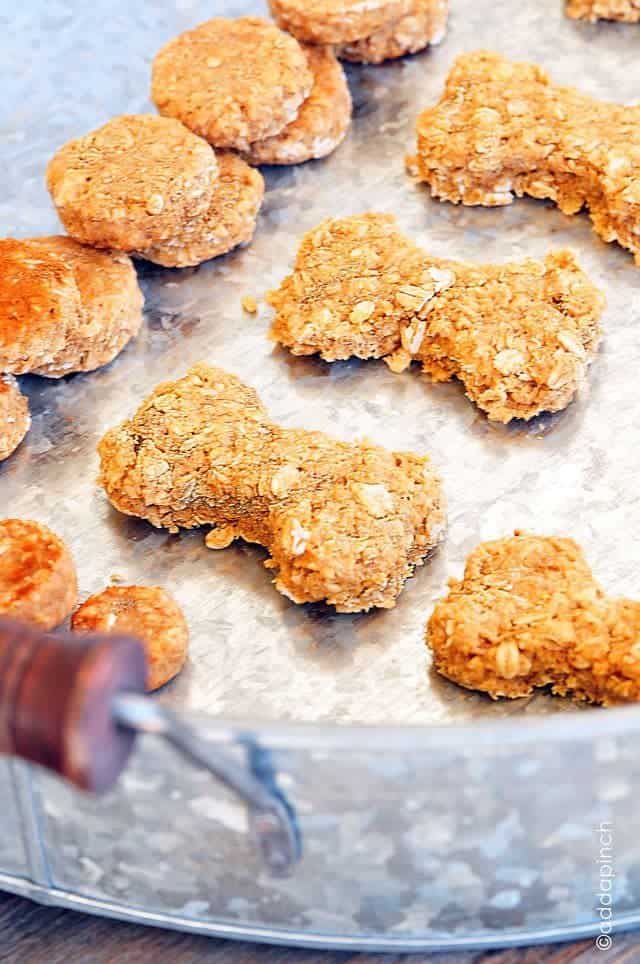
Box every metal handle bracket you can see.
[112,693,302,877]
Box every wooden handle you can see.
[0,618,147,794]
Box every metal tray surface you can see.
[2,0,640,951]
[3,0,640,728]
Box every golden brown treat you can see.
[135,154,264,268]
[0,237,143,377]
[28,237,144,376]
[566,0,640,19]
[98,364,445,613]
[72,585,188,692]
[0,376,30,462]
[411,51,640,264]
[0,238,81,374]
[269,0,413,44]
[242,46,352,166]
[427,533,640,706]
[152,17,313,151]
[0,519,78,630]
[47,115,218,251]
[268,214,605,423]
[337,0,448,64]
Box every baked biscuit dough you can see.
[268,214,605,423]
[337,0,448,64]
[427,533,640,706]
[0,519,78,630]
[411,51,640,264]
[0,376,30,462]
[567,0,640,20]
[98,364,446,613]
[47,115,218,251]
[28,237,143,376]
[268,0,413,44]
[243,46,352,166]
[0,237,143,377]
[136,154,264,268]
[152,17,313,151]
[0,238,81,374]
[72,585,188,692]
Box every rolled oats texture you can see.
[134,153,264,268]
[151,17,313,151]
[337,0,449,64]
[268,213,605,423]
[47,114,218,251]
[268,0,415,44]
[566,0,640,20]
[242,46,352,167]
[0,237,143,377]
[0,519,78,630]
[427,532,640,706]
[0,376,30,462]
[411,50,640,264]
[72,585,189,692]
[98,363,446,613]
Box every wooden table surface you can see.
[1,892,637,964]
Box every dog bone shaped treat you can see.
[427,532,640,706]
[98,364,446,613]
[410,51,640,264]
[268,213,605,423]
[567,0,640,20]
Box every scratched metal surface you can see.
[1,0,640,732]
[3,0,640,951]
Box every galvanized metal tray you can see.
[1,0,640,951]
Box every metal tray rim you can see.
[1,870,638,952]
[174,697,640,749]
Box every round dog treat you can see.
[47,115,218,251]
[243,46,352,166]
[337,0,448,64]
[72,586,188,692]
[0,237,144,378]
[136,153,264,268]
[0,519,78,630]
[28,237,144,376]
[0,238,82,375]
[268,0,413,44]
[0,376,30,461]
[151,17,313,151]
